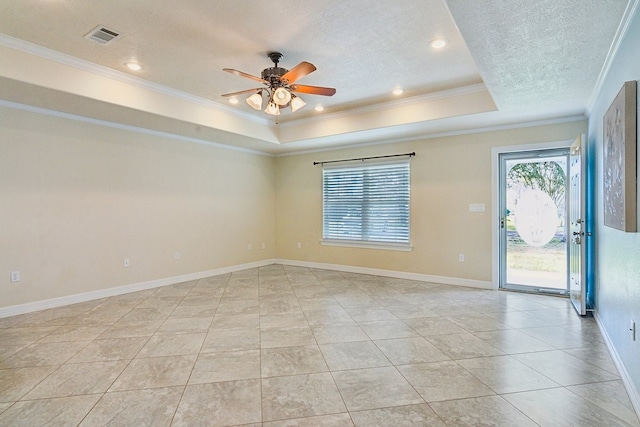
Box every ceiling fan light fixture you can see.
[223,52,335,118]
[246,92,263,110]
[265,100,280,115]
[290,95,306,112]
[273,87,292,106]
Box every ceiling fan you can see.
[222,52,336,116]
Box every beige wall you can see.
[0,106,276,309]
[275,120,587,283]
[1,104,587,311]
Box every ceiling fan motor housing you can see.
[262,67,289,87]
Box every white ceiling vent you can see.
[84,25,121,45]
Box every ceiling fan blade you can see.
[221,88,263,97]
[290,84,336,96]
[223,68,266,84]
[281,62,316,84]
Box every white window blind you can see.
[322,160,410,246]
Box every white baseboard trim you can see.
[594,310,640,418]
[276,259,494,290]
[1,259,494,319]
[0,259,276,319]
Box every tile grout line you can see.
[167,277,219,426]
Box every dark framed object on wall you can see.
[603,80,637,232]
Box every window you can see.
[322,160,411,249]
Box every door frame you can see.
[498,147,570,293]
[569,134,587,314]
[491,139,576,289]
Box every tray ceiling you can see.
[0,0,633,153]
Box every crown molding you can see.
[585,0,640,115]
[0,33,272,126]
[0,99,272,157]
[276,113,587,157]
[277,83,489,128]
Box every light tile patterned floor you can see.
[1,265,638,426]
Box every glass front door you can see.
[499,149,570,294]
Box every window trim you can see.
[319,238,413,251]
[321,159,412,249]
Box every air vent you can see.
[84,25,121,45]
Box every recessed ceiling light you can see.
[393,88,404,95]
[229,97,239,105]
[429,38,448,49]
[125,62,142,71]
[314,105,324,112]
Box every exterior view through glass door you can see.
[499,148,570,294]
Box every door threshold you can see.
[500,287,569,298]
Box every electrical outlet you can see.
[296,242,302,249]
[174,251,181,260]
[262,243,266,250]
[458,254,465,262]
[247,243,252,251]
[123,259,130,268]
[10,271,20,282]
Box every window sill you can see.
[320,239,413,252]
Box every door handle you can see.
[572,231,584,245]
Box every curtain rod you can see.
[313,152,415,166]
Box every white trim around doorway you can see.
[491,139,575,290]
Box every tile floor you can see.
[0,265,638,426]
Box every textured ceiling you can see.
[446,0,629,114]
[0,0,634,153]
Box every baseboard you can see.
[1,258,494,319]
[0,259,276,319]
[276,258,494,290]
[594,310,640,417]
